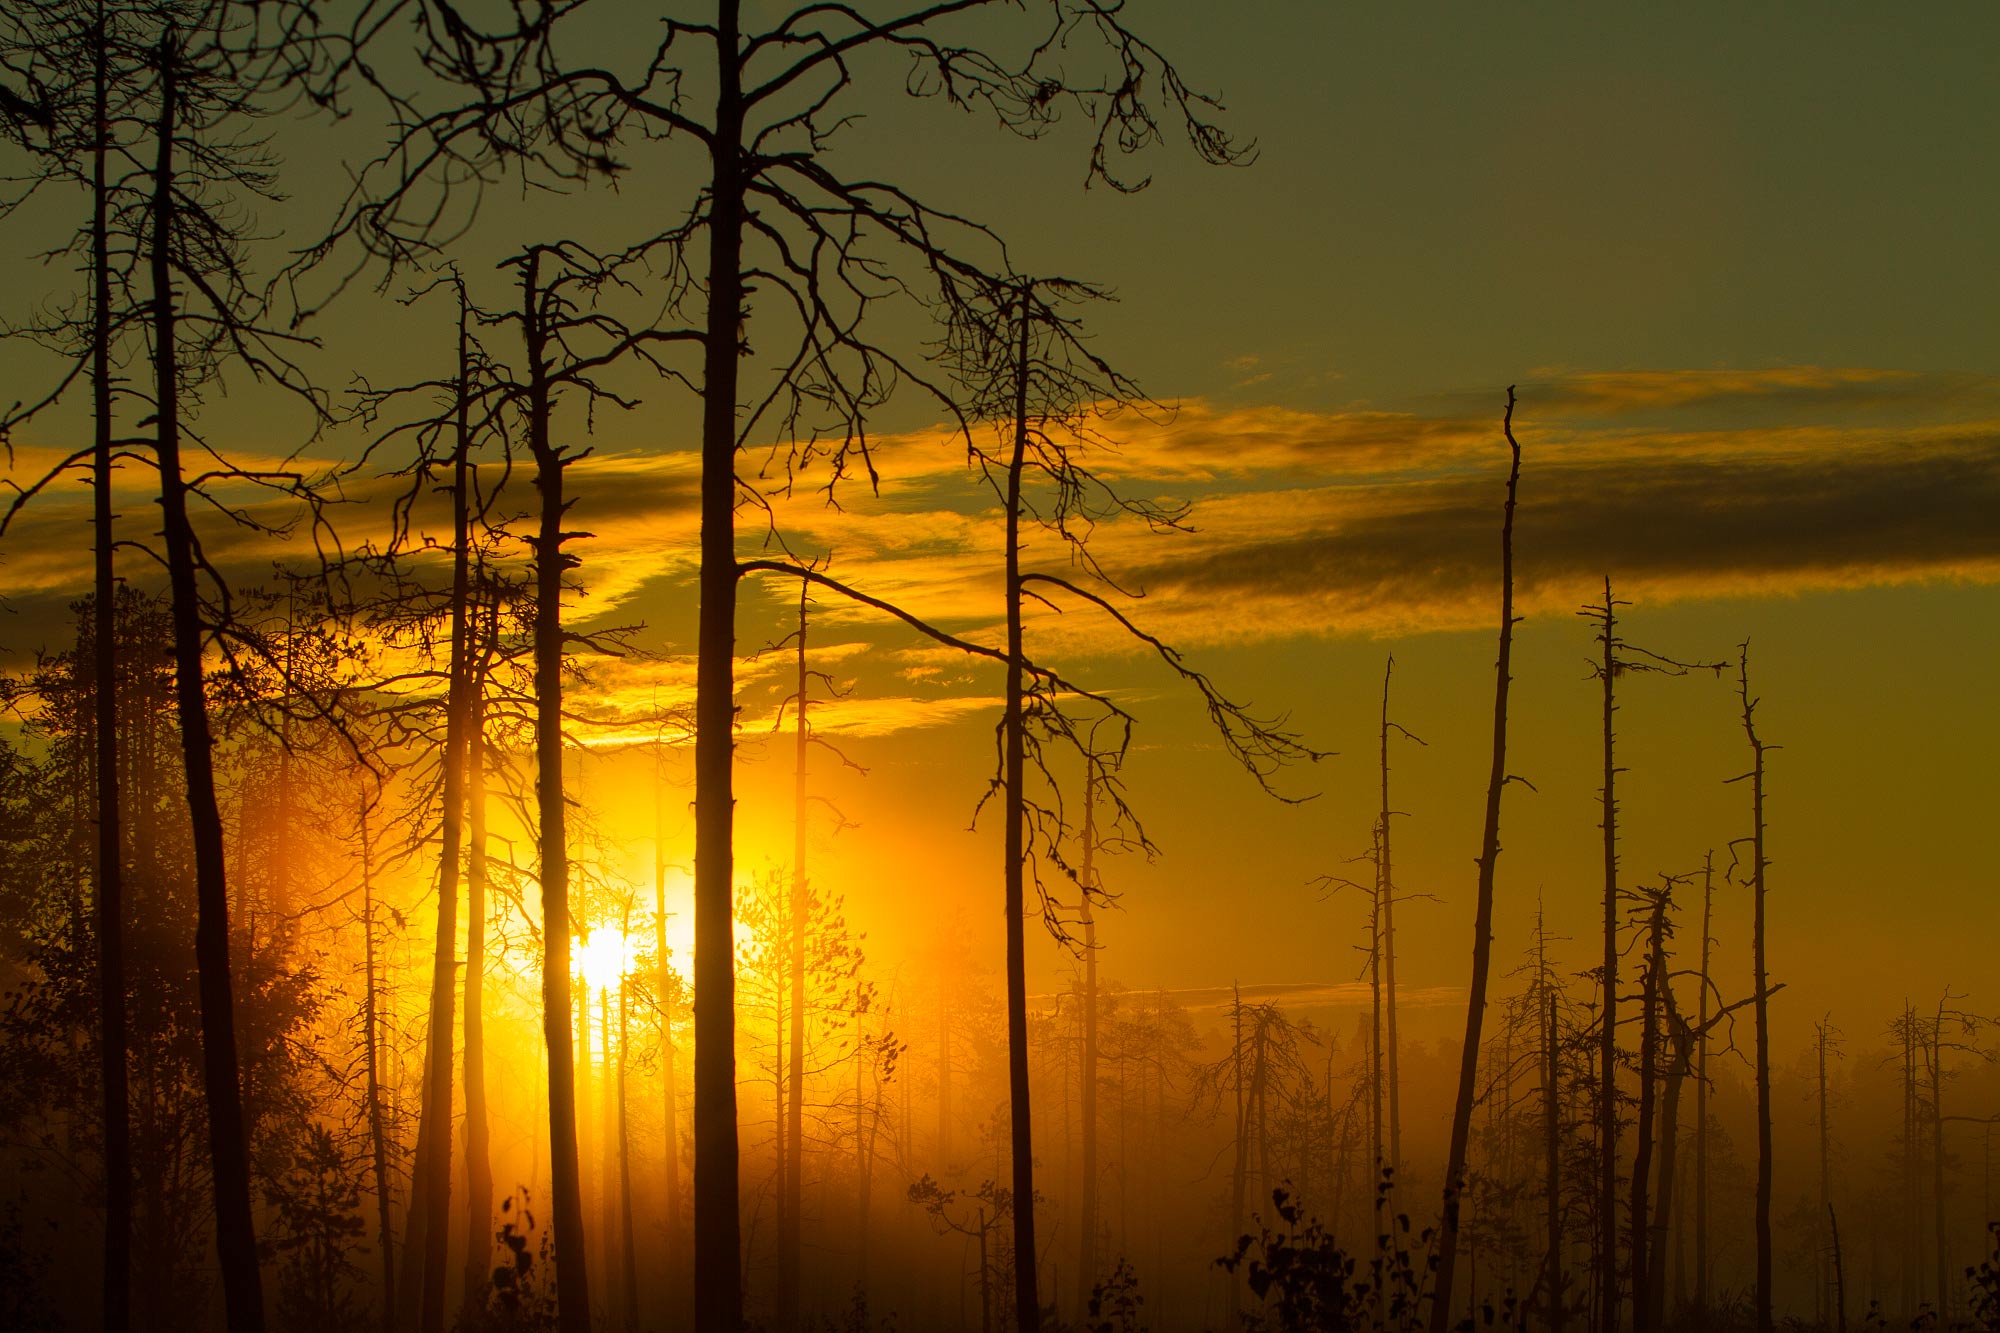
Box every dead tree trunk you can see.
[1378,658,1406,1187]
[1546,979,1566,1333]
[362,797,396,1331]
[1629,889,1667,1333]
[404,277,478,1333]
[1002,281,1042,1333]
[618,906,639,1333]
[1694,854,1713,1315]
[692,9,748,1330]
[1429,387,1524,1333]
[780,582,809,1330]
[147,37,264,1331]
[90,7,131,1325]
[521,248,591,1333]
[1591,577,1623,1333]
[1735,648,1774,1333]
[1928,1001,1949,1318]
[652,741,681,1313]
[461,605,494,1317]
[1076,768,1100,1313]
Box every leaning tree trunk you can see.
[91,7,131,1327]
[404,278,478,1333]
[522,249,592,1333]
[1428,387,1523,1333]
[693,8,747,1328]
[1002,282,1043,1333]
[147,37,265,1333]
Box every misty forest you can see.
[1,4,1995,1333]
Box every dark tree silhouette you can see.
[1430,387,1524,1333]
[1730,645,1776,1333]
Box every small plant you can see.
[466,1190,556,1333]
[1965,1221,2000,1332]
[1085,1258,1146,1333]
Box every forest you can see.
[1,4,1995,1333]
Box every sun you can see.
[572,926,636,993]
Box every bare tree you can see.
[1429,387,1525,1333]
[1730,645,1777,1333]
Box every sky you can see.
[4,1,1998,1077]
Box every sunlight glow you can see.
[572,926,636,993]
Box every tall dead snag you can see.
[521,246,584,1333]
[1377,658,1422,1188]
[1578,582,1723,1332]
[650,730,685,1317]
[1075,765,1101,1315]
[401,279,480,1333]
[1731,645,1777,1333]
[1429,387,1525,1333]
[968,278,1317,1332]
[141,16,331,1326]
[1627,880,1682,1333]
[461,572,500,1317]
[360,795,396,1329]
[87,11,131,1326]
[1694,853,1715,1315]
[1586,579,1624,1333]
[496,240,669,1333]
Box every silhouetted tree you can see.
[1430,387,1525,1333]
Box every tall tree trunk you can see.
[362,798,397,1331]
[461,629,493,1317]
[1817,1021,1831,1329]
[404,277,478,1333]
[1378,658,1404,1186]
[91,6,131,1326]
[1002,282,1042,1333]
[1545,980,1565,1333]
[600,986,618,1326]
[780,582,809,1330]
[148,36,264,1332]
[1694,854,1712,1315]
[1369,833,1384,1193]
[523,249,591,1333]
[1737,650,1773,1333]
[694,7,747,1327]
[1647,1011,1689,1333]
[1428,387,1523,1333]
[1075,770,1099,1313]
[1629,894,1666,1333]
[1229,985,1246,1328]
[1594,578,1622,1333]
[618,911,639,1333]
[653,743,682,1313]
[1928,1005,1948,1318]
